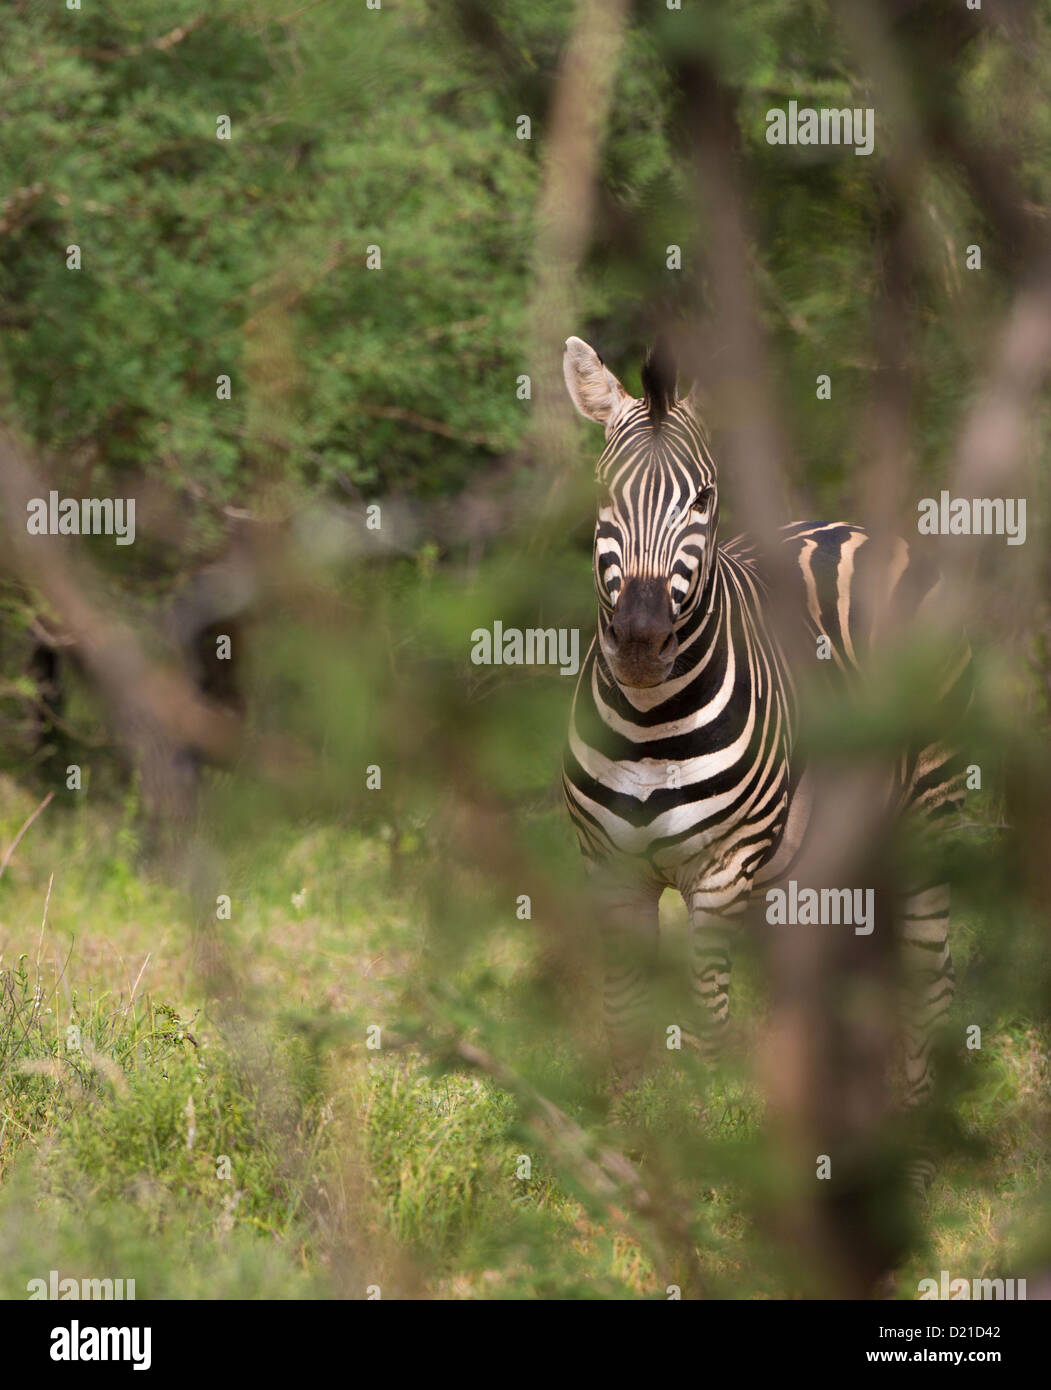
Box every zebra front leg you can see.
[591,873,662,1089]
[899,882,956,1193]
[687,887,744,1059]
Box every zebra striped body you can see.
[566,521,968,893]
[561,336,968,1146]
[566,531,794,898]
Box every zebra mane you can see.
[640,337,678,428]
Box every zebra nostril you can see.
[659,632,677,659]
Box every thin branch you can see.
[71,17,209,62]
[358,404,503,451]
[448,1035,707,1295]
[0,792,54,883]
[525,0,631,497]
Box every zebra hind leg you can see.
[899,882,956,1195]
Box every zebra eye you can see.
[691,488,714,515]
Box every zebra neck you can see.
[680,547,731,652]
[696,541,726,625]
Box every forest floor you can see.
[0,775,1045,1300]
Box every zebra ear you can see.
[563,337,630,429]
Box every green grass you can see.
[0,775,1046,1299]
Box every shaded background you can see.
[0,0,1048,1299]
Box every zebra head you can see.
[563,335,719,689]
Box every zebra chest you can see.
[565,682,792,874]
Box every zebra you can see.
[561,334,970,1174]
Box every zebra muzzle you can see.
[604,578,678,688]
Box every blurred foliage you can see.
[2,0,1048,763]
[0,0,1048,1302]
[3,1,1046,521]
